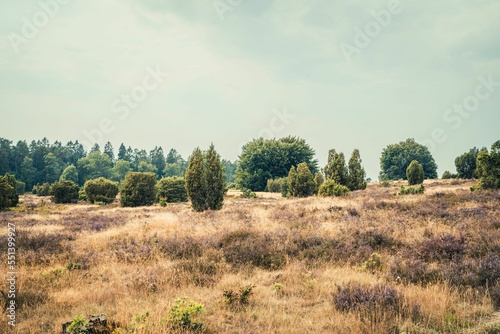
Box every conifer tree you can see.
[406,160,424,185]
[205,143,226,210]
[293,162,316,197]
[185,147,208,212]
[324,149,348,186]
[347,149,367,190]
[287,166,298,197]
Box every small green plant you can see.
[223,284,254,309]
[302,271,317,290]
[125,310,150,333]
[159,197,168,207]
[379,180,392,187]
[166,297,205,330]
[272,282,284,296]
[361,252,382,271]
[65,315,89,334]
[398,184,425,195]
[318,179,350,197]
[240,188,257,199]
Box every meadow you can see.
[1,180,500,333]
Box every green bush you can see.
[120,172,157,207]
[318,179,350,197]
[84,177,119,204]
[16,180,26,195]
[0,174,19,210]
[166,297,205,330]
[65,314,88,334]
[223,284,254,309]
[34,183,51,196]
[287,162,316,197]
[406,160,424,185]
[266,178,283,193]
[155,177,188,203]
[240,188,257,199]
[398,184,425,195]
[50,180,79,204]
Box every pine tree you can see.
[185,147,208,212]
[90,143,101,154]
[314,173,324,194]
[287,166,298,197]
[347,149,367,191]
[118,143,129,161]
[150,146,166,178]
[406,160,424,185]
[104,142,115,162]
[324,149,348,186]
[205,143,226,210]
[293,162,316,197]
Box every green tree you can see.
[76,151,113,185]
[103,141,115,162]
[20,156,36,189]
[50,180,79,204]
[0,174,19,210]
[222,159,237,183]
[155,177,188,203]
[380,138,437,180]
[60,164,79,184]
[205,144,226,210]
[475,140,500,190]
[454,147,479,179]
[137,161,158,175]
[43,152,62,183]
[117,143,131,162]
[84,177,119,204]
[347,149,367,191]
[314,173,324,193]
[163,163,183,177]
[120,172,157,207]
[185,148,208,212]
[324,149,349,186]
[236,136,318,191]
[292,162,315,197]
[287,166,298,197]
[111,159,132,183]
[406,160,424,185]
[150,146,166,178]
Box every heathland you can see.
[1,180,500,333]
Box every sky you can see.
[1,0,499,180]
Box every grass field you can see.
[1,180,500,333]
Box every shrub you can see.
[15,180,26,195]
[318,179,350,197]
[84,177,119,204]
[205,143,226,210]
[0,174,18,210]
[64,314,88,334]
[166,297,204,330]
[418,234,465,262]
[50,180,79,204]
[333,283,402,314]
[406,160,424,185]
[223,284,254,309]
[240,188,257,199]
[185,147,208,212]
[266,178,283,193]
[34,183,51,196]
[120,172,157,207]
[398,184,425,195]
[155,176,188,203]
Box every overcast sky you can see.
[1,0,499,179]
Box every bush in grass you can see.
[240,188,257,199]
[318,179,350,197]
[266,178,283,193]
[34,182,51,196]
[120,172,156,207]
[0,173,19,210]
[155,176,188,203]
[166,297,205,330]
[406,160,424,185]
[398,184,425,195]
[84,177,119,204]
[333,282,402,314]
[50,180,79,204]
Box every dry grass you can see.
[1,181,500,333]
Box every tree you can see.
[287,166,298,197]
[0,173,19,210]
[185,148,208,212]
[150,146,166,178]
[324,149,349,186]
[455,147,479,179]
[475,140,500,190]
[103,142,115,162]
[155,177,188,203]
[163,163,183,177]
[406,160,424,185]
[50,180,79,204]
[117,143,130,162]
[20,156,36,189]
[120,172,157,207]
[380,138,437,180]
[76,152,113,185]
[222,159,237,183]
[205,144,226,210]
[84,177,119,204]
[111,159,132,182]
[236,136,318,191]
[288,162,316,197]
[137,161,158,174]
[60,164,79,184]
[442,171,455,179]
[347,149,367,191]
[318,179,350,197]
[90,143,101,154]
[314,173,324,193]
[43,152,62,183]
